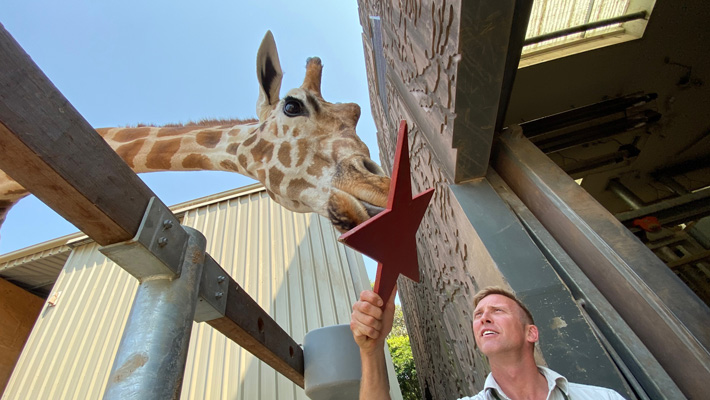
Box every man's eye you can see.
[283,100,304,116]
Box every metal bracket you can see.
[99,197,188,280]
[194,255,228,322]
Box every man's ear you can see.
[256,31,283,120]
[526,324,539,344]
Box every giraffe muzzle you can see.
[327,156,390,232]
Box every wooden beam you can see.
[0,23,155,245]
[207,274,305,388]
[452,0,534,181]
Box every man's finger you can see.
[359,290,384,307]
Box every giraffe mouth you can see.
[361,200,385,218]
[328,156,390,232]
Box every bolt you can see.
[215,292,224,299]
[217,275,226,283]
[157,237,168,247]
[162,219,174,229]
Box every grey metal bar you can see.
[494,126,710,399]
[524,11,648,46]
[616,186,710,231]
[450,179,631,395]
[490,170,683,399]
[608,178,645,210]
[103,226,206,400]
[519,93,657,138]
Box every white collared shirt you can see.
[457,366,627,400]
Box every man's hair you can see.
[473,286,535,325]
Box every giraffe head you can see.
[242,31,389,232]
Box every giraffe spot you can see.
[146,138,181,170]
[220,160,241,172]
[270,124,278,136]
[226,143,240,155]
[183,154,214,170]
[229,128,244,137]
[306,156,329,178]
[250,139,275,163]
[281,124,290,136]
[296,139,309,167]
[196,130,223,148]
[259,123,267,132]
[286,178,316,201]
[277,142,292,167]
[268,167,284,194]
[292,127,301,137]
[243,134,258,147]
[256,169,266,183]
[111,128,151,143]
[238,154,248,170]
[115,139,146,169]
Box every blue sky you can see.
[1,1,380,279]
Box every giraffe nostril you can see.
[362,158,385,176]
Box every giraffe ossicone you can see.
[0,31,390,236]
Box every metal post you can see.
[103,226,207,400]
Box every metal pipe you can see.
[524,11,648,46]
[608,179,646,210]
[658,175,690,196]
[103,227,206,400]
[520,93,657,138]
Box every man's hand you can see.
[350,288,397,400]
[350,288,397,354]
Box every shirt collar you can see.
[539,366,570,396]
[483,366,570,399]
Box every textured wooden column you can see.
[0,278,44,393]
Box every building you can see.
[356,0,709,399]
[0,184,403,399]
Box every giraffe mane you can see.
[128,117,259,129]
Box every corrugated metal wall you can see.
[3,188,402,400]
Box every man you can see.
[350,286,626,400]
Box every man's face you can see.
[472,294,536,357]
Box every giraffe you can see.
[0,31,390,235]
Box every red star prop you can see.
[339,120,434,305]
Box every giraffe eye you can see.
[283,99,305,117]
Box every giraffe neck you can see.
[0,121,266,227]
[97,122,261,178]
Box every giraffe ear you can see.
[256,31,283,120]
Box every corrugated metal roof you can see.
[3,188,402,400]
[0,237,78,297]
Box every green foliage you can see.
[387,335,422,400]
[387,305,421,400]
[390,304,408,337]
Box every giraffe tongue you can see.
[362,201,385,218]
